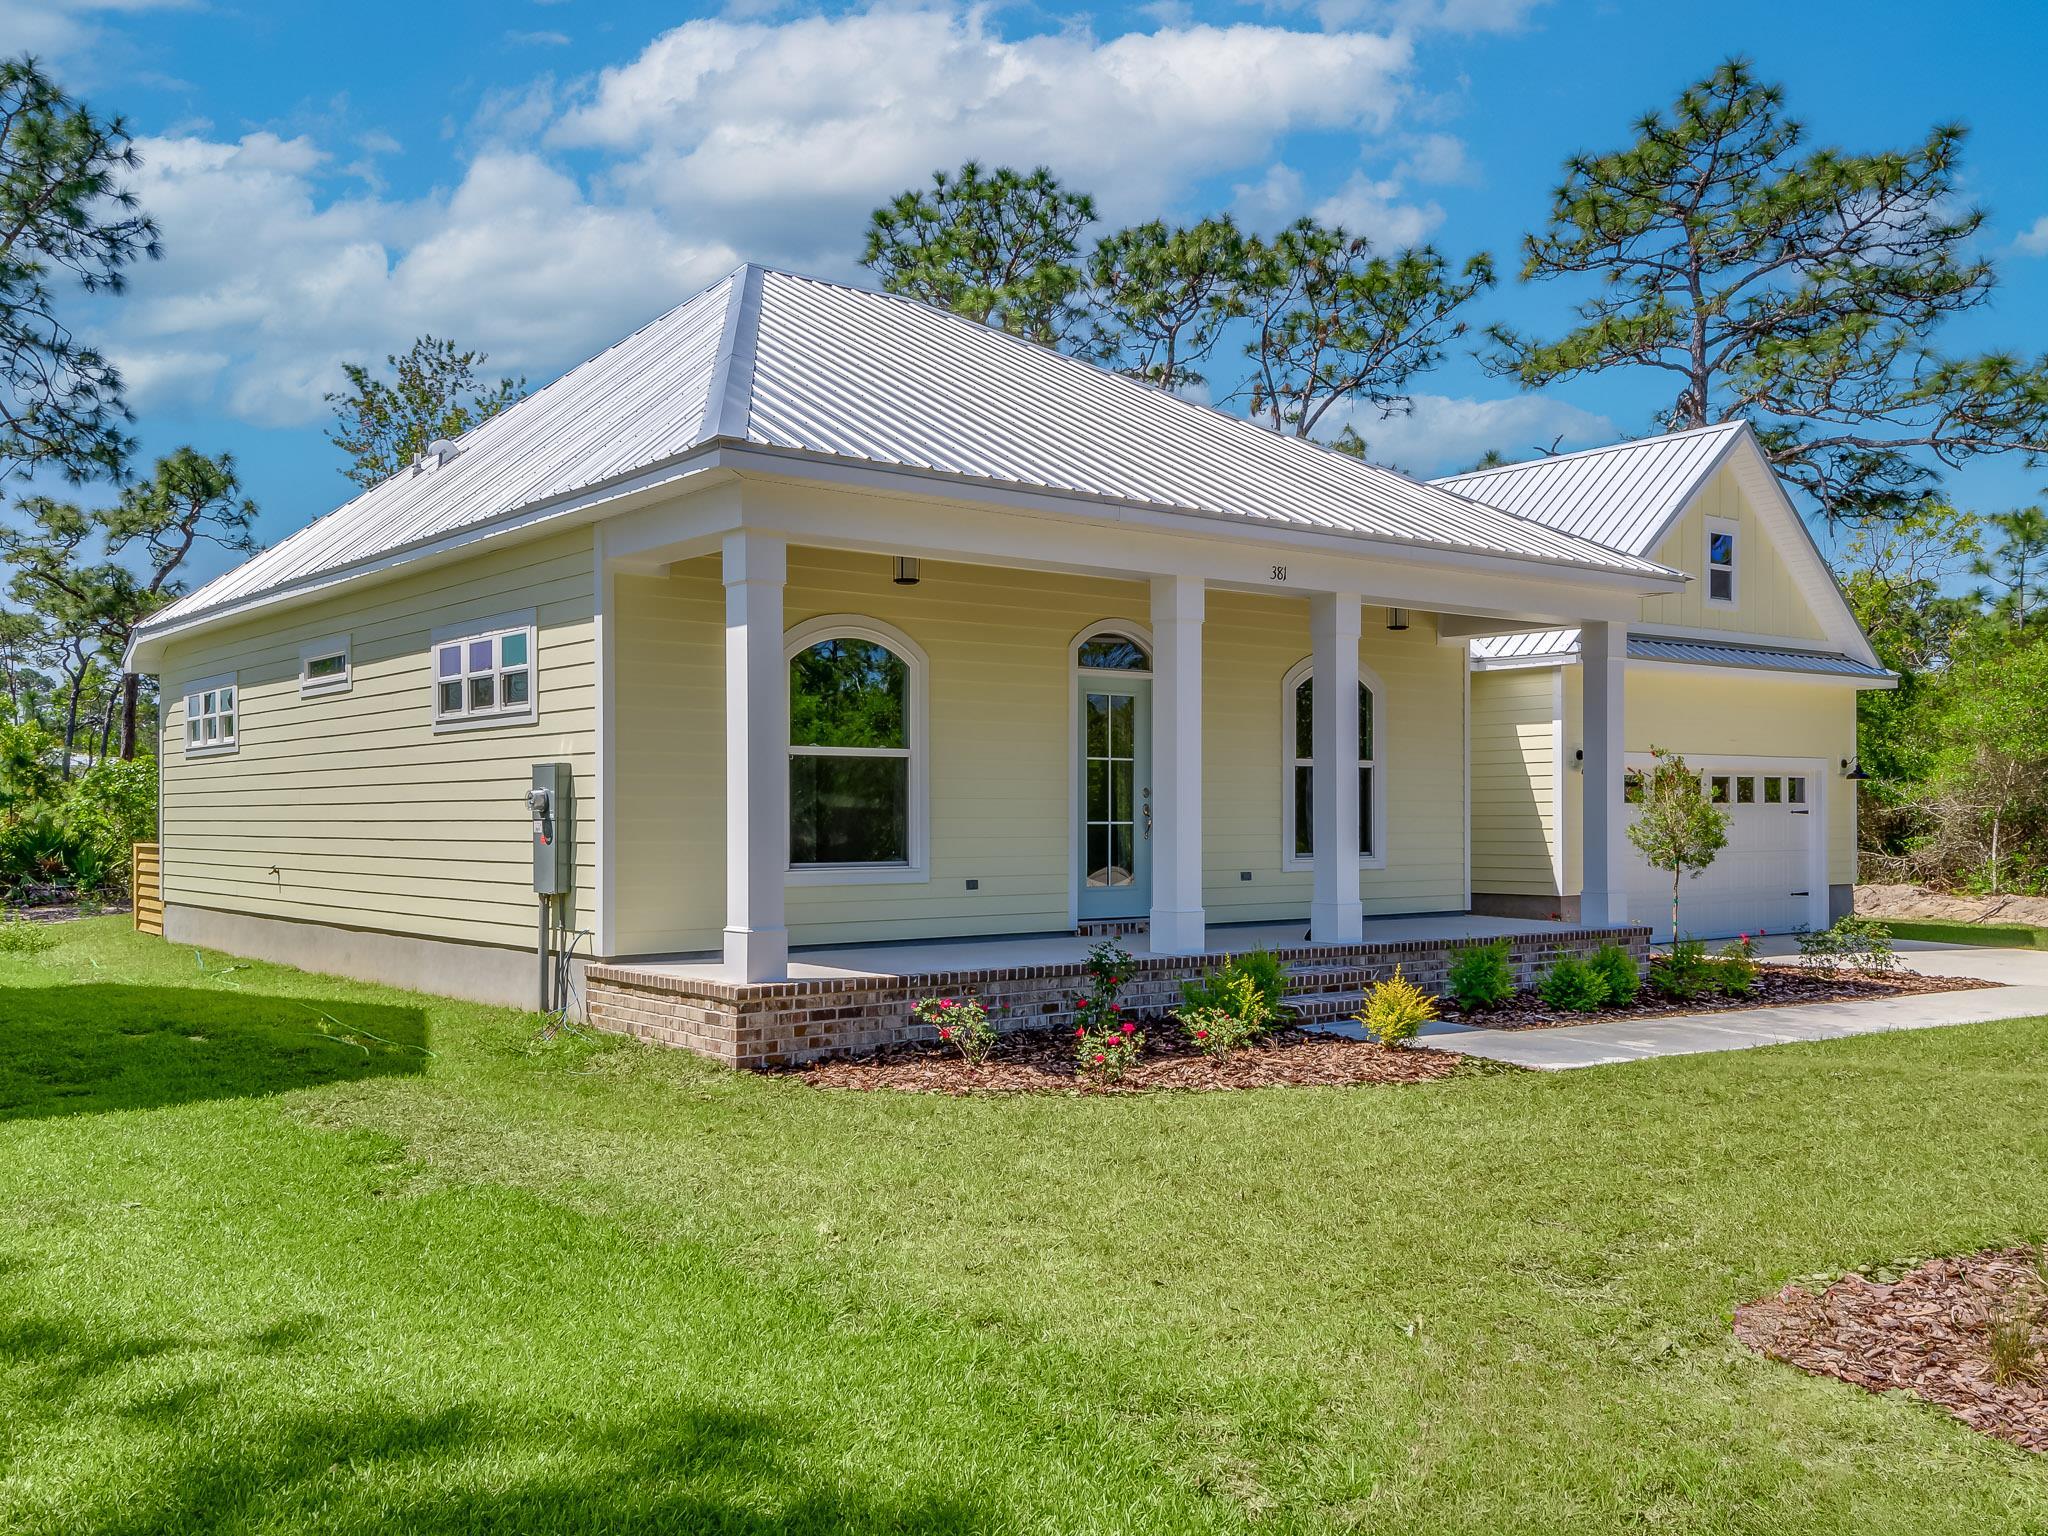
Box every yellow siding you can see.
[1560,667,1858,890]
[1469,667,1560,899]
[158,528,597,950]
[1639,465,1827,640]
[610,550,1470,955]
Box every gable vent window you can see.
[431,612,537,731]
[183,674,238,757]
[299,634,351,696]
[1706,516,1738,605]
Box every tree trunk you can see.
[60,675,83,783]
[96,690,116,765]
[119,672,140,760]
[1671,865,1681,943]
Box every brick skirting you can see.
[585,925,1652,1070]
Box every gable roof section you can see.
[1438,420,1879,669]
[140,265,1679,645]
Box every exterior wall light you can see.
[1841,758,1871,781]
[892,557,922,586]
[1385,607,1410,631]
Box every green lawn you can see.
[2,921,2046,1534]
[1876,916,2048,951]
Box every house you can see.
[124,265,1886,1065]
[1440,424,1894,942]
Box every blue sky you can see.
[17,0,2048,589]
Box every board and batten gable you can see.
[609,548,1470,957]
[157,527,597,964]
[1639,464,1826,640]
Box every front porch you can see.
[586,914,1651,1068]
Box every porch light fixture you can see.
[1841,758,1872,781]
[892,557,922,586]
[1385,607,1410,631]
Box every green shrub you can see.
[1648,939,1717,1002]
[910,995,997,1065]
[1353,966,1438,1046]
[1175,971,1278,1056]
[1711,937,1759,996]
[1075,1017,1143,1082]
[1180,948,1289,1016]
[0,917,57,954]
[1587,943,1641,1006]
[1537,955,1611,1012]
[1797,915,1900,977]
[1446,939,1516,1011]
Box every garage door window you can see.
[1709,775,1731,804]
[1735,776,1756,804]
[1787,776,1807,805]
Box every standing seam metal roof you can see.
[1470,627,1891,680]
[146,265,1679,636]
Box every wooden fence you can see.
[132,841,162,936]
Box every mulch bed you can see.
[1453,965,1992,1032]
[1734,1248,2048,1453]
[789,1022,1474,1095]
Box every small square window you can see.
[500,632,528,667]
[1787,777,1807,805]
[1709,532,1734,566]
[183,673,240,755]
[439,680,462,714]
[300,634,352,695]
[468,638,494,672]
[1764,777,1782,804]
[1710,775,1731,804]
[432,615,537,729]
[438,645,461,679]
[503,670,529,706]
[1736,776,1755,804]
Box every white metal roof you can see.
[143,265,1679,642]
[1470,628,1892,682]
[1431,421,1747,556]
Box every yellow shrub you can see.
[1354,965,1439,1046]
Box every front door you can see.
[1077,677,1152,919]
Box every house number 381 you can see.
[1269,564,1288,582]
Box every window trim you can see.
[430,609,538,733]
[1072,620,1153,676]
[783,613,930,887]
[1279,655,1387,873]
[1705,514,1739,607]
[298,632,352,697]
[182,671,240,758]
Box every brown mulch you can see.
[788,1022,1474,1095]
[1734,1248,2048,1453]
[1455,965,1993,1032]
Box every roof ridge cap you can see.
[704,264,763,440]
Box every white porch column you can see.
[1309,592,1363,943]
[722,530,790,981]
[1148,574,1206,955]
[1579,619,1628,927]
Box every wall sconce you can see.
[1385,607,1410,631]
[1572,747,1584,772]
[1841,758,1871,781]
[892,556,922,586]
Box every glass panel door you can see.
[1077,677,1151,919]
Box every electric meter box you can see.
[528,763,573,895]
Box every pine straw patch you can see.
[788,1022,1479,1095]
[1735,1248,2048,1453]
[1454,965,1992,1032]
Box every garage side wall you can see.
[1469,666,1562,907]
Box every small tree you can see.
[1625,747,1729,939]
[325,336,525,489]
[1086,217,1249,391]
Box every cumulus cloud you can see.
[2013,215,2048,257]
[1314,170,1443,246]
[551,9,1414,262]
[102,133,735,427]
[1332,393,1614,477]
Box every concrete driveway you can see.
[1403,938,2048,1071]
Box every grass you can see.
[1,920,2046,1533]
[1875,917,2048,951]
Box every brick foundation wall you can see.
[585,925,1651,1070]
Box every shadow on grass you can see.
[0,984,428,1122]
[2,1306,988,1535]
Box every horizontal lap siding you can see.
[1202,592,1466,921]
[158,529,597,951]
[613,553,1469,955]
[1470,667,1560,897]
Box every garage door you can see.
[1623,763,1822,941]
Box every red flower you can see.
[937,1027,952,1040]
[1194,1029,1208,1040]
[1092,1053,1105,1064]
[1120,1021,1135,1035]
[1074,1026,1086,1037]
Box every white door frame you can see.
[1067,620,1155,930]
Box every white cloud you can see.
[0,0,195,62]
[102,132,735,427]
[1314,169,1442,246]
[552,9,1414,262]
[506,29,571,47]
[1395,132,1474,186]
[1331,393,1613,477]
[2013,216,2048,257]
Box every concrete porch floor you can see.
[610,913,1585,985]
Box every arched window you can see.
[786,616,927,879]
[1281,658,1384,870]
[1076,631,1150,672]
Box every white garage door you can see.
[1623,762,1823,942]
